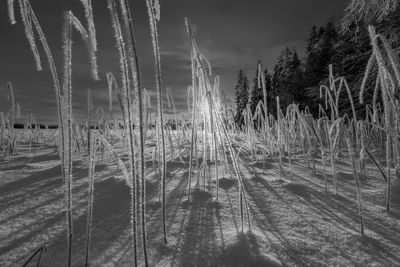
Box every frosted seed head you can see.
[154,0,161,21]
[8,0,16,24]
[16,103,21,118]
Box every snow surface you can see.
[1,136,400,266]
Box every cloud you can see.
[0,0,349,121]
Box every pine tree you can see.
[271,49,287,116]
[272,47,305,114]
[303,22,338,115]
[234,70,249,128]
[341,0,399,31]
[249,62,273,123]
[250,61,264,116]
[264,69,273,115]
[304,23,337,87]
[306,26,318,53]
[288,51,305,105]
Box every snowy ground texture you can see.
[1,139,400,266]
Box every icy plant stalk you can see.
[6,82,16,155]
[187,85,196,202]
[329,119,341,193]
[8,0,66,180]
[362,26,398,210]
[8,3,99,264]
[145,0,167,245]
[107,0,139,263]
[186,18,251,229]
[62,10,97,264]
[276,97,284,178]
[210,97,219,201]
[85,131,96,267]
[78,0,99,80]
[62,13,74,267]
[118,0,149,263]
[0,113,4,157]
[345,128,365,236]
[87,89,93,153]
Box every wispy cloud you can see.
[0,0,349,121]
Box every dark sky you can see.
[0,0,349,122]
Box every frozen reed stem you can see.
[345,128,365,236]
[62,14,73,266]
[9,0,66,178]
[187,85,197,202]
[145,0,167,245]
[87,89,93,153]
[85,131,96,267]
[107,0,138,263]
[118,0,148,263]
[276,97,284,178]
[6,82,16,155]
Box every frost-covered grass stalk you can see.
[6,82,18,156]
[185,18,251,230]
[8,1,98,264]
[329,119,341,193]
[276,97,284,178]
[345,127,365,235]
[85,131,96,267]
[62,12,76,267]
[7,2,82,266]
[145,0,167,245]
[107,0,139,263]
[87,89,93,153]
[166,86,181,153]
[0,113,5,157]
[313,119,327,191]
[118,0,148,263]
[360,26,399,210]
[213,96,252,231]
[187,85,197,202]
[62,8,99,265]
[8,0,66,178]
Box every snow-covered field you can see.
[1,131,400,266]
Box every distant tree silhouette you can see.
[303,22,338,115]
[233,3,400,120]
[272,47,305,114]
[234,70,249,128]
[249,61,273,116]
[250,61,263,116]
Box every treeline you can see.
[0,123,58,129]
[234,3,400,127]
